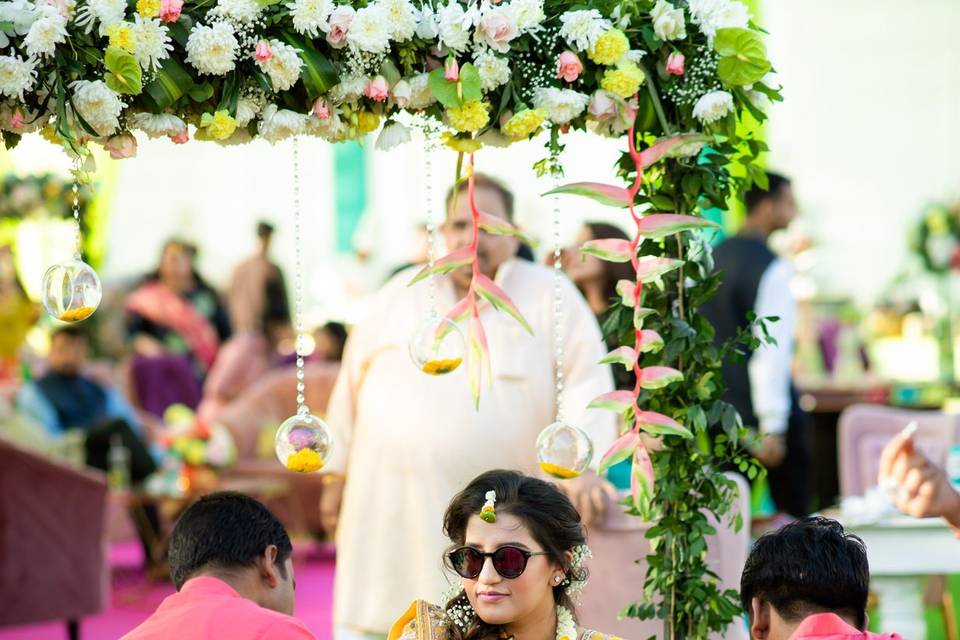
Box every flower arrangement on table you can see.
[151,404,236,492]
[911,200,960,274]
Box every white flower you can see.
[210,0,262,25]
[24,5,68,58]
[473,50,511,91]
[650,1,686,41]
[347,4,391,53]
[436,0,474,53]
[132,17,173,71]
[558,9,609,52]
[129,112,186,137]
[186,22,239,75]
[532,87,589,124]
[258,104,308,143]
[330,74,368,102]
[257,40,303,92]
[287,0,334,38]
[0,54,37,100]
[0,0,37,43]
[692,90,734,124]
[375,121,411,150]
[511,0,544,32]
[474,4,519,54]
[71,80,123,136]
[406,72,435,109]
[556,605,577,640]
[687,0,750,42]
[75,0,126,35]
[305,105,347,141]
[235,96,262,127]
[380,0,418,42]
[415,5,438,39]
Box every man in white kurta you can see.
[322,175,616,639]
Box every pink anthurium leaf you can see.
[631,443,655,511]
[638,133,711,169]
[581,238,633,263]
[599,346,637,370]
[543,182,632,208]
[598,430,641,475]
[616,279,637,307]
[409,246,473,286]
[474,273,533,334]
[635,410,693,438]
[636,329,664,354]
[636,214,719,240]
[587,390,635,413]
[636,256,684,282]
[477,211,537,246]
[633,306,656,331]
[466,315,492,409]
[638,366,684,390]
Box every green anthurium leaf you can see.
[379,58,402,86]
[103,46,142,95]
[714,28,771,87]
[188,82,215,103]
[428,67,461,109]
[460,63,482,103]
[279,31,336,99]
[141,56,195,113]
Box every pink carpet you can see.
[0,541,335,640]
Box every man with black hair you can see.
[701,172,812,518]
[121,492,316,639]
[741,516,901,639]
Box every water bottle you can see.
[108,434,131,491]
[947,445,960,493]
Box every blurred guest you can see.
[126,239,231,416]
[741,516,901,639]
[121,492,316,640]
[701,172,812,518]
[879,429,960,533]
[314,322,347,362]
[227,221,290,347]
[0,245,38,379]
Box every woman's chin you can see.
[476,602,515,625]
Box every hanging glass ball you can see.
[536,421,594,480]
[409,316,466,376]
[275,412,333,474]
[41,258,102,323]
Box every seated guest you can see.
[121,491,316,639]
[740,516,901,639]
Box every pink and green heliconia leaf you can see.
[635,410,693,438]
[634,306,656,331]
[599,346,638,370]
[587,390,635,413]
[581,238,633,263]
[477,211,537,246]
[474,273,533,334]
[638,133,711,169]
[543,182,632,208]
[438,297,472,341]
[466,314,491,409]
[638,366,684,389]
[635,256,684,282]
[631,443,655,511]
[636,329,665,354]
[616,279,637,307]
[636,214,719,240]
[598,430,641,475]
[409,246,473,286]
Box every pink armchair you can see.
[0,439,109,639]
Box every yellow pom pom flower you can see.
[589,29,629,65]
[136,0,161,18]
[203,110,238,141]
[285,448,325,473]
[501,108,547,140]
[600,61,646,99]
[440,132,484,153]
[106,23,137,53]
[446,101,490,133]
[357,111,381,134]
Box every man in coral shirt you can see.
[121,492,316,640]
[740,517,901,640]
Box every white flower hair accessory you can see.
[480,490,497,523]
[563,543,592,600]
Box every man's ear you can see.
[749,598,771,640]
[257,545,281,589]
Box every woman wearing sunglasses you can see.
[389,470,621,640]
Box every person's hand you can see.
[878,432,960,528]
[754,433,787,468]
[319,475,345,539]
[557,472,617,527]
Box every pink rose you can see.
[255,41,273,63]
[364,76,389,102]
[104,133,137,159]
[391,80,411,109]
[666,52,685,76]
[10,110,24,130]
[444,58,459,82]
[312,98,331,120]
[169,129,189,144]
[556,51,583,83]
[159,0,183,23]
[478,7,518,53]
[588,91,618,121]
[326,6,355,48]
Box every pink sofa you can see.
[0,439,109,638]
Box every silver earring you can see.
[554,576,562,584]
